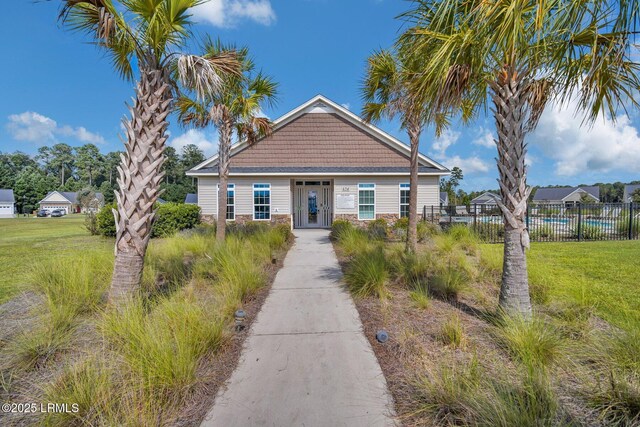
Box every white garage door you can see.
[43,205,69,214]
[0,204,13,215]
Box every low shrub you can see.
[616,213,640,238]
[96,203,117,237]
[84,212,99,235]
[439,314,466,348]
[330,219,353,240]
[529,224,555,240]
[95,202,201,238]
[417,221,441,241]
[344,245,389,298]
[367,218,389,240]
[392,218,440,242]
[474,222,505,242]
[152,203,201,238]
[571,224,605,240]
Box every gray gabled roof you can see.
[41,191,104,204]
[623,184,640,201]
[533,186,599,201]
[470,192,501,204]
[440,191,449,204]
[0,189,15,203]
[185,193,198,204]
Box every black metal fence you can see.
[422,203,639,243]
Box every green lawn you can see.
[0,215,113,303]
[482,240,640,329]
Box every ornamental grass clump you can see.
[584,326,640,425]
[439,314,466,348]
[344,245,389,298]
[336,226,373,258]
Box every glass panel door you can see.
[307,189,318,225]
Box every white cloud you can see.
[472,126,496,148]
[529,102,640,176]
[441,155,491,174]
[193,0,276,28]
[428,128,492,174]
[432,129,460,157]
[170,129,217,156]
[341,103,351,110]
[6,111,105,145]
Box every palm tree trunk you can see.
[491,67,532,317]
[406,124,421,253]
[108,67,171,304]
[216,119,233,242]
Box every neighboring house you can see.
[39,191,104,214]
[185,193,198,204]
[623,184,640,202]
[0,189,15,217]
[470,192,501,213]
[439,191,449,207]
[533,186,600,205]
[186,95,450,228]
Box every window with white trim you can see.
[217,183,235,220]
[253,183,271,220]
[399,183,410,218]
[358,183,375,220]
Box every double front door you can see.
[294,181,332,228]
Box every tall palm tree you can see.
[361,49,447,253]
[59,0,239,303]
[177,41,277,241]
[400,0,639,316]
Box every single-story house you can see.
[39,191,104,214]
[532,186,600,205]
[623,184,640,202]
[470,192,501,213]
[440,191,449,207]
[186,95,450,228]
[185,193,198,204]
[0,189,15,217]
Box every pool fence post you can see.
[629,203,634,240]
[577,203,582,241]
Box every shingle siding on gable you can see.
[229,113,411,167]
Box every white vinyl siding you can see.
[198,177,291,219]
[335,176,439,217]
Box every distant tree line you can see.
[441,167,640,205]
[0,143,205,213]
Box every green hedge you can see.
[95,202,201,238]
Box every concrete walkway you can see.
[201,229,395,427]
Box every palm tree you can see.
[59,0,240,303]
[400,0,639,316]
[177,41,277,241]
[362,49,447,253]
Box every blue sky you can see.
[2,0,639,191]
